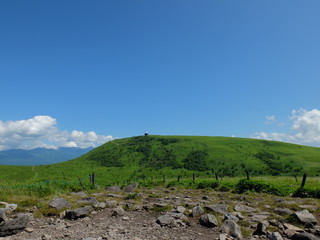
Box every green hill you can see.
[1,135,320,186]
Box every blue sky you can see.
[1,1,320,149]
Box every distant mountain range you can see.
[0,147,93,166]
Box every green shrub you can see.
[139,180,164,188]
[217,184,231,192]
[235,179,283,196]
[292,187,320,198]
[166,181,186,188]
[195,180,219,189]
[183,150,209,171]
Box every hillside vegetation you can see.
[1,135,320,187]
[80,135,320,175]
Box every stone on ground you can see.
[156,214,174,226]
[111,206,126,217]
[49,198,71,210]
[199,214,218,228]
[290,232,320,240]
[65,206,93,220]
[124,182,139,193]
[191,205,204,217]
[221,219,243,240]
[291,209,318,225]
[269,232,284,240]
[0,213,30,237]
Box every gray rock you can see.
[49,198,71,210]
[125,202,134,210]
[224,213,239,222]
[305,222,315,229]
[283,223,304,237]
[93,202,106,209]
[77,197,99,206]
[282,200,297,205]
[167,212,188,221]
[292,210,317,225]
[269,219,285,231]
[65,206,93,220]
[290,232,320,240]
[202,195,209,200]
[274,208,293,216]
[71,191,87,197]
[124,182,139,193]
[232,212,244,220]
[156,214,174,226]
[106,193,123,198]
[205,204,228,214]
[234,204,258,213]
[221,220,243,240]
[25,227,34,233]
[0,213,30,237]
[0,202,17,214]
[299,205,318,211]
[41,234,52,240]
[106,185,122,192]
[111,206,125,217]
[105,200,118,208]
[91,192,105,197]
[192,205,204,217]
[4,204,17,214]
[176,206,186,213]
[249,212,270,222]
[269,232,284,240]
[199,214,218,228]
[253,221,269,235]
[0,209,7,223]
[219,233,227,240]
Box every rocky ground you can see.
[1,184,320,240]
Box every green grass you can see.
[1,135,320,200]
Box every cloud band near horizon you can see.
[0,115,114,150]
[1,109,320,151]
[253,108,320,146]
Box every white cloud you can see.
[265,115,276,124]
[253,109,320,146]
[0,115,115,150]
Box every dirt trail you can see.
[1,187,320,240]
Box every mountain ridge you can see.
[0,147,93,166]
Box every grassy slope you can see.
[1,136,320,187]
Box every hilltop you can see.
[79,135,320,175]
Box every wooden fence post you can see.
[92,172,95,185]
[192,173,195,183]
[78,176,84,189]
[301,173,307,188]
[246,171,250,180]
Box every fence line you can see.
[0,180,79,190]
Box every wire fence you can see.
[0,180,80,190]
